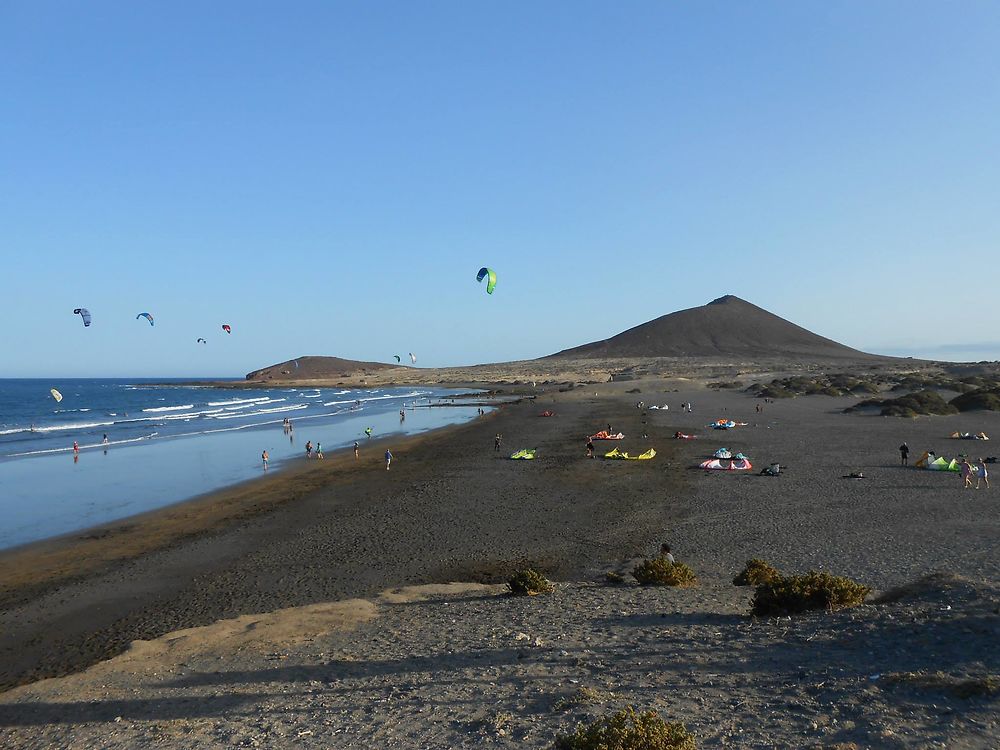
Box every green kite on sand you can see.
[604,447,656,460]
[509,448,536,460]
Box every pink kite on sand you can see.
[589,431,625,440]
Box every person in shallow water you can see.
[262,449,269,470]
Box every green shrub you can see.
[604,571,625,585]
[751,571,870,616]
[554,706,696,750]
[733,559,781,586]
[631,558,697,587]
[507,568,554,596]
[950,389,1000,412]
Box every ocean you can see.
[0,379,484,550]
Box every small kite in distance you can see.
[136,312,154,326]
[197,338,207,344]
[409,353,417,364]
[222,324,232,334]
[73,308,92,327]
[393,355,401,363]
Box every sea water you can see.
[0,379,484,549]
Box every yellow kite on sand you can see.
[604,447,656,460]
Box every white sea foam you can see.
[206,397,271,407]
[211,403,309,420]
[142,404,195,413]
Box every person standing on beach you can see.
[899,442,909,465]
[960,458,975,488]
[976,458,990,489]
[385,448,392,471]
[586,437,594,458]
[102,434,109,446]
[305,441,313,458]
[262,449,269,470]
[354,441,360,459]
[494,433,502,452]
[316,442,323,459]
[73,440,79,453]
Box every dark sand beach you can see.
[2,374,999,748]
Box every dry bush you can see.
[751,571,870,616]
[631,558,697,587]
[733,558,781,586]
[507,569,554,596]
[554,706,696,750]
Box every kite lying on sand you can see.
[510,448,536,460]
[604,448,656,460]
[589,431,625,440]
[674,432,697,440]
[699,457,752,471]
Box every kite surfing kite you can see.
[73,308,92,327]
[393,355,401,363]
[50,388,63,403]
[409,353,417,364]
[476,267,497,294]
[136,312,154,326]
[222,324,232,334]
[197,338,207,344]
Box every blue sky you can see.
[3,1,998,377]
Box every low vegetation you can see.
[552,686,612,712]
[507,569,554,596]
[950,388,1000,412]
[554,706,697,750]
[746,373,882,399]
[632,558,697,587]
[883,672,1000,699]
[847,389,959,417]
[707,380,744,390]
[751,570,871,616]
[733,558,781,586]
[604,571,625,585]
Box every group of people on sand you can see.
[899,441,990,489]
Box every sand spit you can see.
[1,577,997,749]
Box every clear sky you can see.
[3,1,998,377]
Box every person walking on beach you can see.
[494,433,502,452]
[899,442,909,466]
[354,441,360,459]
[316,442,323,459]
[305,441,313,458]
[976,458,990,489]
[385,448,392,471]
[262,449,269,470]
[960,458,975,488]
[102,434,109,446]
[586,437,594,458]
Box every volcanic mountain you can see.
[548,295,877,360]
[246,355,397,381]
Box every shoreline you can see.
[0,407,502,604]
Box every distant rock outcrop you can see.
[246,356,397,382]
[548,295,878,361]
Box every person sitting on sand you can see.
[976,458,990,489]
[659,544,675,563]
[960,458,975,489]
